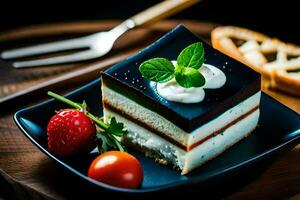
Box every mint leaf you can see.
[139,58,175,83]
[177,42,205,69]
[175,66,205,88]
[137,42,206,88]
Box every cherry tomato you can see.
[88,151,143,189]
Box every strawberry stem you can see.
[48,91,108,130]
[86,113,108,129]
[48,91,81,109]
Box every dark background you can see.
[0,0,299,44]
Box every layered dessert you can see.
[101,25,261,175]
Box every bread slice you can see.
[211,26,300,96]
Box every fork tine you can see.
[13,49,102,68]
[1,37,91,59]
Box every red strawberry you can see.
[47,109,96,157]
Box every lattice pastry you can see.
[211,26,300,96]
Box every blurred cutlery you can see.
[1,0,200,68]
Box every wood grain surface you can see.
[0,20,300,200]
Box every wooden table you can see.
[1,20,300,200]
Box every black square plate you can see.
[14,25,300,198]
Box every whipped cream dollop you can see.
[156,61,226,103]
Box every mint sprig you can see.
[47,91,127,153]
[139,58,174,83]
[175,65,206,88]
[139,42,206,88]
[177,42,205,69]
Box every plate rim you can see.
[14,78,300,193]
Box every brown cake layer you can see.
[188,106,259,151]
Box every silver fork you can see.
[1,0,200,68]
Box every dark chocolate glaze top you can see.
[102,25,261,133]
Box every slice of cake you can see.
[101,25,261,175]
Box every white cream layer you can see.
[104,108,259,175]
[102,84,261,148]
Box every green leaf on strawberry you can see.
[106,117,127,137]
[96,130,114,153]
